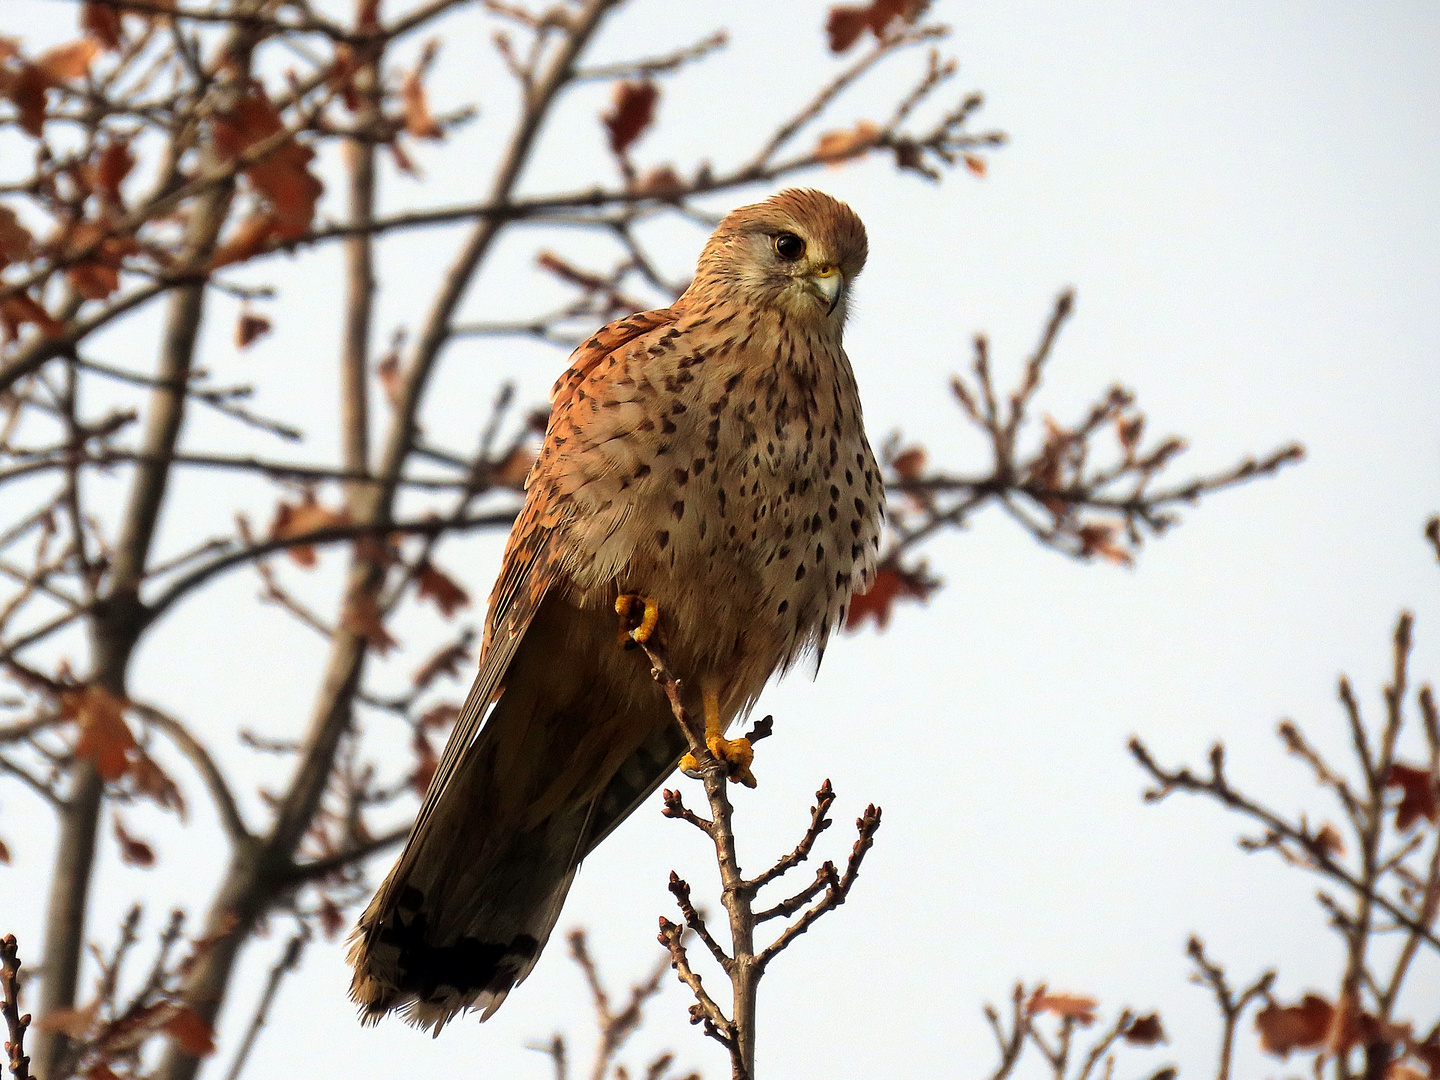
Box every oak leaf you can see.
[269,492,350,568]
[81,2,125,50]
[1256,994,1332,1057]
[401,43,444,140]
[88,140,135,204]
[163,1007,216,1056]
[209,211,278,271]
[57,219,139,300]
[1077,522,1133,566]
[1313,821,1345,859]
[318,895,345,939]
[235,310,271,348]
[816,120,880,164]
[634,164,684,199]
[129,751,186,819]
[1124,1013,1167,1045]
[113,814,156,867]
[891,446,926,480]
[416,560,469,618]
[211,85,323,241]
[411,726,438,795]
[66,683,135,781]
[344,591,397,654]
[0,205,35,266]
[845,563,939,631]
[1028,989,1098,1026]
[413,634,472,690]
[603,80,657,156]
[0,293,64,344]
[1385,763,1437,831]
[825,0,928,53]
[418,702,460,729]
[38,38,100,82]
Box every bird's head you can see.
[692,189,869,327]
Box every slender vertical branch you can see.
[32,105,242,1080]
[340,49,380,509]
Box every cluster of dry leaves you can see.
[27,907,226,1080]
[0,0,459,349]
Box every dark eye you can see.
[774,232,805,261]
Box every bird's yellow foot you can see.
[615,593,659,644]
[678,685,757,787]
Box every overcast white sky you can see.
[5,1,1440,1077]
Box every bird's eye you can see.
[774,233,805,261]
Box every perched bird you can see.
[348,188,885,1031]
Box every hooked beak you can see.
[807,265,844,314]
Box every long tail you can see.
[347,598,682,1033]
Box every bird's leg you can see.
[679,682,756,788]
[615,593,659,644]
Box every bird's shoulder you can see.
[548,306,681,415]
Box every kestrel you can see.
[348,189,885,1031]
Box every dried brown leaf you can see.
[1256,994,1332,1057]
[1125,1013,1167,1046]
[1029,989,1099,1026]
[38,999,99,1039]
[412,637,471,690]
[845,563,939,631]
[410,726,437,795]
[269,492,350,568]
[816,119,880,164]
[318,895,345,939]
[401,56,443,140]
[113,814,155,867]
[0,205,35,266]
[209,211,278,271]
[129,751,185,819]
[418,702,460,729]
[37,39,100,83]
[1386,763,1438,831]
[1077,522,1133,566]
[212,85,323,240]
[81,2,125,50]
[89,140,135,203]
[891,446,926,480]
[344,591,397,654]
[0,293,64,344]
[603,80,657,156]
[65,683,135,781]
[635,164,684,199]
[163,1007,215,1056]
[825,0,928,53]
[416,560,469,618]
[235,311,271,349]
[963,153,987,177]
